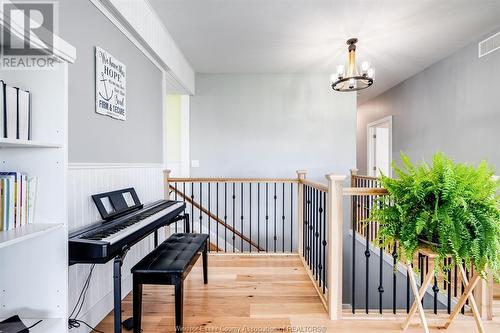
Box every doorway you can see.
[367,116,392,177]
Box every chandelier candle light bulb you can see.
[331,38,374,92]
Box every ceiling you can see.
[149,0,500,103]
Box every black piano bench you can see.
[131,233,209,333]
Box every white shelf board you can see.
[0,317,64,332]
[0,138,62,148]
[0,223,64,249]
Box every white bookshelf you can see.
[0,138,62,148]
[0,223,64,249]
[0,20,75,333]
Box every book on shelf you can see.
[0,172,37,231]
[0,80,32,140]
[0,80,4,138]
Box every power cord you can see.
[67,264,105,333]
[26,319,43,330]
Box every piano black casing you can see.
[69,201,185,265]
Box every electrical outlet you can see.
[191,160,200,168]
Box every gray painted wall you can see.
[60,0,163,163]
[190,74,357,181]
[357,28,500,174]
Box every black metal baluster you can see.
[378,237,384,314]
[443,258,448,291]
[182,183,186,224]
[224,183,227,252]
[249,183,252,253]
[312,188,316,279]
[191,183,194,232]
[304,186,307,262]
[318,190,323,288]
[274,183,277,253]
[424,256,428,305]
[232,183,236,253]
[315,189,320,281]
[208,183,211,252]
[303,185,307,260]
[322,191,326,294]
[365,193,371,313]
[266,183,269,253]
[419,254,423,283]
[309,186,313,268]
[282,183,285,253]
[305,186,309,263]
[418,254,424,306]
[465,265,470,308]
[392,243,398,314]
[216,182,219,252]
[461,262,467,314]
[352,194,357,313]
[407,264,411,313]
[174,183,178,233]
[447,258,452,314]
[199,183,203,233]
[433,276,439,314]
[454,263,458,297]
[241,183,244,252]
[310,187,314,273]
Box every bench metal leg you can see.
[203,241,208,284]
[133,279,143,333]
[174,278,184,333]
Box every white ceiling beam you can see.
[97,0,195,94]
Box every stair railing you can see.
[164,170,298,253]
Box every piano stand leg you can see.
[113,249,129,333]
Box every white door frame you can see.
[367,115,393,177]
[179,95,190,177]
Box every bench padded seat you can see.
[132,233,208,274]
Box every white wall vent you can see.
[479,31,500,58]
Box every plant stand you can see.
[401,248,485,333]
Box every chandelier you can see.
[331,38,374,92]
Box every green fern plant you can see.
[371,152,500,280]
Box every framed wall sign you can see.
[95,47,127,120]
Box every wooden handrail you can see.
[168,177,298,183]
[343,187,389,196]
[169,185,264,252]
[300,179,328,192]
[351,174,380,181]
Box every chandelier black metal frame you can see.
[331,38,374,92]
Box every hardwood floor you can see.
[96,254,500,333]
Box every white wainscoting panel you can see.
[67,163,166,332]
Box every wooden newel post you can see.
[325,173,346,320]
[296,170,307,256]
[350,168,358,186]
[164,169,171,200]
